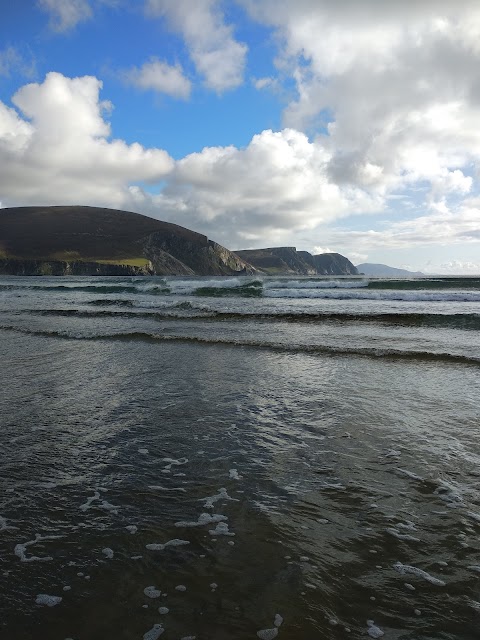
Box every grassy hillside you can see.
[0,206,255,276]
[0,206,207,265]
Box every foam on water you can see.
[366,620,384,638]
[79,490,119,514]
[148,485,187,493]
[175,513,227,528]
[385,528,421,542]
[144,586,161,598]
[269,279,368,290]
[14,533,60,562]
[35,594,62,607]
[393,563,446,586]
[265,288,480,302]
[102,547,114,559]
[143,624,164,639]
[201,487,239,509]
[126,525,138,534]
[209,522,234,536]
[146,539,190,551]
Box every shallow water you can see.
[1,275,479,639]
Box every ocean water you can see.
[0,274,479,640]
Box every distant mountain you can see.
[235,247,359,275]
[356,263,424,277]
[0,206,255,276]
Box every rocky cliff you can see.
[235,247,358,275]
[0,258,153,276]
[0,206,255,276]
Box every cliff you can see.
[235,247,358,276]
[0,206,255,276]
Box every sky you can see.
[1,1,480,273]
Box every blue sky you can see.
[1,0,480,273]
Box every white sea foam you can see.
[265,288,480,302]
[366,620,384,638]
[146,539,190,551]
[266,279,368,290]
[175,513,228,528]
[158,606,169,614]
[229,468,242,480]
[143,623,164,639]
[168,277,256,295]
[393,562,446,586]
[467,565,480,573]
[201,487,239,509]
[102,547,114,559]
[148,485,187,493]
[36,594,62,607]
[257,629,278,640]
[162,457,189,471]
[126,525,138,534]
[386,528,421,542]
[80,490,119,514]
[144,586,161,598]
[209,522,234,536]
[175,584,187,591]
[14,533,60,562]
[274,614,283,627]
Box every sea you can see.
[0,274,479,640]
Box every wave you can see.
[2,275,480,300]
[1,324,478,366]
[5,309,480,330]
[265,288,480,302]
[0,283,171,295]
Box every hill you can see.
[356,263,424,277]
[0,206,254,276]
[235,247,358,275]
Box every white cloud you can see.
[0,47,36,79]
[140,128,384,247]
[241,0,480,210]
[38,0,93,32]
[253,76,277,91]
[146,0,247,92]
[125,58,191,99]
[324,198,480,259]
[1,71,479,259]
[0,73,173,207]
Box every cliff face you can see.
[235,247,358,276]
[143,231,255,276]
[0,258,153,276]
[0,206,255,276]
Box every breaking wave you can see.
[1,324,478,365]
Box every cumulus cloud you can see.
[140,128,385,247]
[146,0,247,92]
[241,0,480,211]
[0,73,173,207]
[125,58,191,99]
[38,0,93,32]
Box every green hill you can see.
[0,206,254,276]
